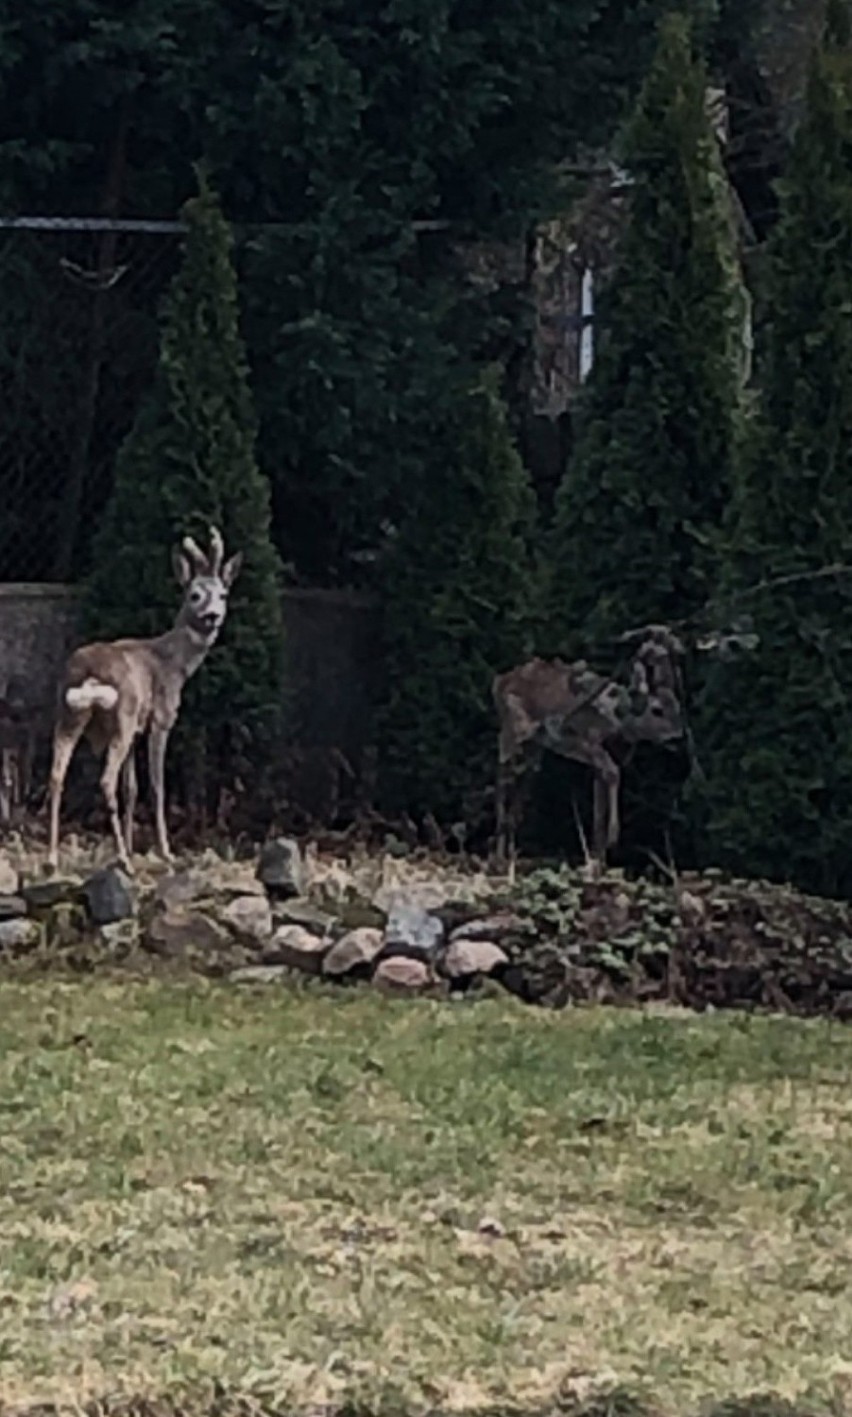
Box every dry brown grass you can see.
[1,978,851,1416]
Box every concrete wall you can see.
[0,582,381,766]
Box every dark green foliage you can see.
[546,13,748,660]
[377,367,537,822]
[693,4,852,897]
[84,173,285,795]
[0,0,724,588]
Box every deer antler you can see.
[181,535,209,574]
[208,526,224,576]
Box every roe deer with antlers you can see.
[493,627,686,872]
[47,526,242,872]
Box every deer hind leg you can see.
[101,729,136,872]
[121,748,138,858]
[48,718,88,870]
[148,724,174,865]
[592,754,621,861]
[495,748,514,869]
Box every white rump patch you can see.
[65,678,119,712]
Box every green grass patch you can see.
[1,981,852,1415]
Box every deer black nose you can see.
[201,612,221,633]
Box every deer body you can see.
[494,630,685,871]
[48,527,242,872]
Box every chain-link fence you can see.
[0,218,184,583]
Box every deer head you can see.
[618,628,686,747]
[172,526,243,640]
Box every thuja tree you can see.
[84,171,285,810]
[693,0,852,897]
[377,366,537,825]
[546,13,748,659]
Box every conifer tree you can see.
[84,171,285,805]
[547,13,748,658]
[377,367,537,823]
[693,0,852,896]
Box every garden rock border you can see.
[5,835,852,1019]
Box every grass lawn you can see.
[2,979,852,1416]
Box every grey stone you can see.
[443,938,509,980]
[80,866,135,925]
[374,956,434,995]
[23,879,79,911]
[0,917,41,951]
[0,895,27,921]
[335,896,388,931]
[0,856,18,895]
[99,919,140,951]
[153,871,205,912]
[382,901,444,961]
[265,924,329,975]
[272,897,334,932]
[256,838,305,898]
[145,908,230,959]
[221,894,273,943]
[323,927,384,978]
[449,912,526,943]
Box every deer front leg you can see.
[47,721,86,870]
[551,739,620,867]
[121,748,138,858]
[101,730,136,872]
[495,750,514,870]
[148,724,174,865]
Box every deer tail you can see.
[65,678,119,712]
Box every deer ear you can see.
[173,549,193,587]
[222,551,243,588]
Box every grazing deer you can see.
[47,527,242,872]
[493,627,686,872]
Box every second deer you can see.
[493,627,685,871]
[48,526,242,872]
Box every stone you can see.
[99,918,139,950]
[153,871,205,912]
[0,917,41,951]
[265,924,329,975]
[273,897,335,932]
[0,856,18,895]
[0,895,27,921]
[373,956,434,995]
[229,965,293,985]
[335,895,388,931]
[256,837,305,898]
[323,927,384,978]
[443,938,509,980]
[99,919,140,952]
[449,912,526,943]
[221,894,273,943]
[145,908,230,960]
[80,866,135,925]
[382,900,444,961]
[23,879,79,911]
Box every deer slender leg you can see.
[48,720,87,870]
[592,774,608,862]
[148,725,174,864]
[606,769,620,849]
[550,741,620,867]
[495,750,514,868]
[121,747,138,857]
[101,730,136,871]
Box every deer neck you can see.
[151,622,217,685]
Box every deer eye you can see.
[189,587,204,605]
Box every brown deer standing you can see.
[493,627,685,872]
[47,527,242,872]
